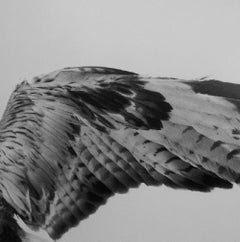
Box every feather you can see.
[0,66,239,240]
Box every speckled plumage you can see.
[0,66,240,241]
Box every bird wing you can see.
[0,66,239,240]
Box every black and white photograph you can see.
[1,1,240,242]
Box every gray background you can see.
[1,1,240,242]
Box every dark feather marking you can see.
[43,78,54,83]
[10,140,23,146]
[69,98,96,120]
[46,106,55,111]
[34,77,41,83]
[68,77,172,130]
[94,124,107,133]
[184,80,240,112]
[182,126,193,134]
[120,111,146,128]
[184,79,240,99]
[218,166,226,175]
[66,132,75,141]
[227,149,240,160]
[210,141,223,151]
[181,165,194,173]
[67,146,77,157]
[202,157,208,163]
[154,147,166,156]
[69,123,80,135]
[232,128,240,135]
[71,88,130,116]
[165,157,177,164]
[164,170,175,176]
[95,116,115,129]
[196,134,204,143]
[15,131,35,141]
[143,140,151,144]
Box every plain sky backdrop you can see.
[1,1,240,242]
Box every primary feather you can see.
[0,66,239,240]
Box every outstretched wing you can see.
[0,66,239,240]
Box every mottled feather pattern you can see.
[0,66,239,240]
